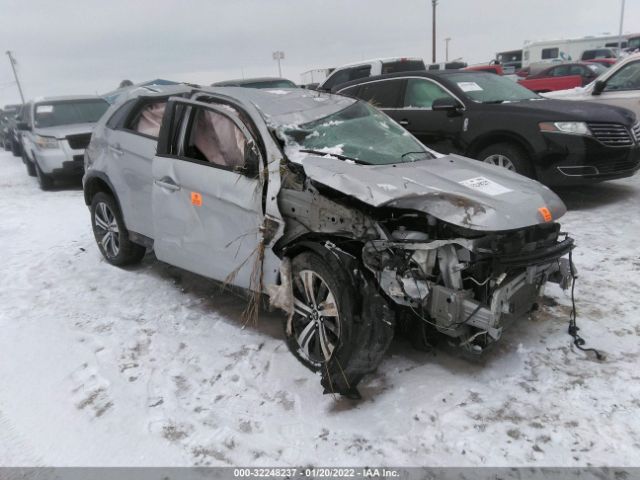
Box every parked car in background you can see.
[316,57,425,92]
[211,77,298,89]
[581,48,618,62]
[3,104,24,156]
[496,49,523,73]
[518,62,606,93]
[464,64,504,75]
[427,61,467,71]
[300,68,335,86]
[335,70,640,186]
[19,95,109,189]
[586,58,618,69]
[544,54,640,119]
[83,84,574,397]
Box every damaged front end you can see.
[362,217,574,352]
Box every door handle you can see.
[109,144,124,156]
[154,177,181,192]
[399,119,410,126]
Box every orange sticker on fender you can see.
[538,207,552,222]
[191,192,202,207]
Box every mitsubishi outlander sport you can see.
[83,85,574,397]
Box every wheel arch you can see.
[467,131,535,160]
[83,172,123,212]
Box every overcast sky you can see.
[1,0,639,106]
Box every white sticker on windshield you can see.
[459,176,512,196]
[36,105,54,113]
[457,82,483,92]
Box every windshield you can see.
[34,99,109,128]
[280,101,433,165]
[586,63,607,75]
[447,72,540,103]
[247,80,297,89]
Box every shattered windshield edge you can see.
[278,100,436,166]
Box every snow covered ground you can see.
[0,149,639,467]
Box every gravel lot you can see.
[1,149,639,467]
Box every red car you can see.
[518,62,606,93]
[464,64,504,75]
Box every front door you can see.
[384,77,465,154]
[152,101,267,291]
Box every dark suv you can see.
[335,71,640,186]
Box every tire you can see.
[286,251,355,374]
[23,151,36,177]
[11,140,21,157]
[285,248,395,398]
[3,140,9,151]
[90,192,146,266]
[34,161,54,190]
[477,142,533,178]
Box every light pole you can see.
[431,0,438,63]
[444,37,451,62]
[272,51,285,77]
[5,50,25,104]
[618,0,626,50]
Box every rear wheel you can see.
[90,192,146,266]
[478,142,533,178]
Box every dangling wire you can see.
[567,249,604,360]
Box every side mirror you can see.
[432,97,463,112]
[16,121,30,131]
[592,80,606,96]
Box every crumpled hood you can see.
[34,122,96,139]
[302,154,567,231]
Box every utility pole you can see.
[272,51,284,77]
[618,0,626,50]
[444,37,451,62]
[431,0,438,63]
[5,50,25,104]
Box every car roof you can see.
[332,69,488,93]
[333,56,424,69]
[32,94,107,103]
[118,84,356,127]
[212,77,295,86]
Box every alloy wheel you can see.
[483,154,516,171]
[94,202,120,258]
[291,269,341,366]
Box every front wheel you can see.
[35,162,54,190]
[90,192,146,266]
[285,251,351,373]
[477,142,533,178]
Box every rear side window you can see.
[124,100,168,138]
[403,78,454,108]
[381,60,425,74]
[106,99,136,129]
[358,80,403,108]
[541,48,559,59]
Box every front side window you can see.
[322,69,352,90]
[280,101,433,165]
[358,80,403,108]
[34,99,109,128]
[349,66,371,81]
[448,73,540,103]
[404,78,455,108]
[604,61,640,92]
[185,107,247,169]
[541,48,559,60]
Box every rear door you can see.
[385,77,465,154]
[151,99,270,290]
[107,96,172,238]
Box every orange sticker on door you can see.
[538,207,552,222]
[191,192,202,207]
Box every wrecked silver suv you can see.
[84,85,573,397]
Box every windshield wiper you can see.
[299,149,367,164]
[401,151,435,161]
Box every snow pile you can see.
[0,150,639,467]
